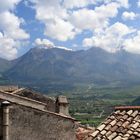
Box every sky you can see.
[0,0,140,60]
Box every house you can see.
[0,85,77,140]
[89,106,140,140]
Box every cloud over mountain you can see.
[34,38,54,48]
[83,22,135,52]
[0,0,140,59]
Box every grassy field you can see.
[48,84,140,126]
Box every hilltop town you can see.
[0,85,94,140]
[0,86,140,139]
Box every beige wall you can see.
[9,104,76,140]
[59,105,69,116]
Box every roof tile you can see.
[108,132,117,140]
[100,130,106,135]
[110,125,118,132]
[110,120,117,126]
[131,110,139,117]
[90,106,140,139]
[114,136,121,140]
[131,122,139,129]
[106,131,112,137]
[97,124,106,131]
[122,121,129,128]
[91,130,99,137]
[105,124,112,131]
[126,110,133,115]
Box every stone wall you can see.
[16,89,56,112]
[0,90,46,111]
[0,86,18,92]
[58,104,69,116]
[9,104,76,140]
[0,108,2,140]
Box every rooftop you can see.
[90,106,140,140]
[0,85,19,92]
[0,86,74,121]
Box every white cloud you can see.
[63,0,129,9]
[34,0,68,20]
[0,32,18,60]
[122,11,138,20]
[138,0,140,7]
[0,0,21,12]
[0,0,30,60]
[45,18,77,41]
[0,0,132,59]
[63,0,101,9]
[34,38,54,48]
[70,9,104,30]
[123,31,140,54]
[30,0,128,41]
[34,38,72,51]
[69,2,120,31]
[83,22,135,52]
[0,11,29,40]
[29,0,78,41]
[69,0,130,32]
[116,0,129,8]
[27,0,131,44]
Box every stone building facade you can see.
[0,86,76,140]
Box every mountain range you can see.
[1,47,140,90]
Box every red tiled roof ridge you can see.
[115,106,140,110]
[89,105,140,139]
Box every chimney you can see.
[1,101,11,140]
[55,96,69,116]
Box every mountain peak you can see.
[32,45,73,52]
[2,46,140,88]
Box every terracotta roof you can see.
[115,106,140,110]
[76,126,95,140]
[90,106,140,140]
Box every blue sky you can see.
[0,0,140,59]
